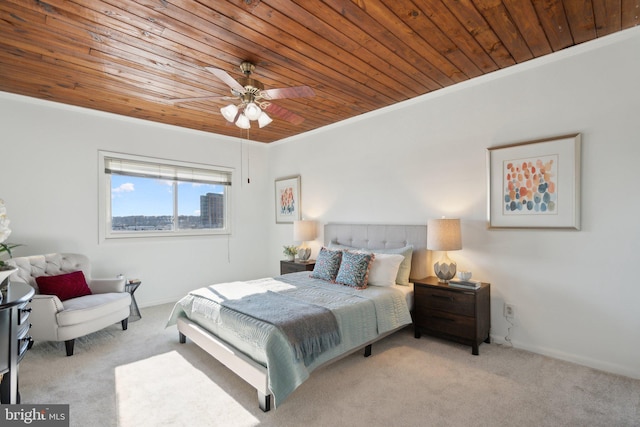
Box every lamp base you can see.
[297,247,311,261]
[434,252,457,283]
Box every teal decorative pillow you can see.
[335,250,374,289]
[310,247,343,281]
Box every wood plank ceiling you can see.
[0,1,637,143]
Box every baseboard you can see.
[490,334,639,380]
[137,296,180,309]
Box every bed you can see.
[167,223,428,411]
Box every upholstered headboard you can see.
[324,223,428,281]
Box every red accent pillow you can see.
[36,271,93,301]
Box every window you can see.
[99,151,232,240]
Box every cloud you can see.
[113,183,135,193]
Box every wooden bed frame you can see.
[177,223,428,411]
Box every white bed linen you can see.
[391,283,414,310]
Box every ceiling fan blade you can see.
[170,95,235,103]
[205,67,246,93]
[173,103,222,116]
[264,103,305,125]
[260,85,315,100]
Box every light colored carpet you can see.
[18,303,639,427]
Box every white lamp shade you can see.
[257,111,273,128]
[235,113,250,129]
[244,102,262,120]
[220,104,238,122]
[293,220,316,242]
[427,218,462,251]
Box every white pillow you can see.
[328,242,414,286]
[367,253,405,287]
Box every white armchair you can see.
[7,253,131,356]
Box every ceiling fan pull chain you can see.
[247,129,251,184]
[242,129,251,184]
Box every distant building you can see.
[200,192,224,228]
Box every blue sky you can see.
[111,175,223,217]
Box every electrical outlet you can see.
[504,303,515,319]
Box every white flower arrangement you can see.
[0,199,11,243]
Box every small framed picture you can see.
[275,175,301,224]
[487,134,581,230]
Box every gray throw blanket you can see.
[221,291,341,366]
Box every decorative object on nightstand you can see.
[448,279,481,290]
[282,245,297,261]
[427,218,462,283]
[293,220,316,261]
[457,271,472,281]
[412,276,490,355]
[280,260,316,275]
[449,271,480,289]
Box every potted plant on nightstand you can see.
[283,245,298,261]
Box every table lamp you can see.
[427,218,462,283]
[293,220,316,262]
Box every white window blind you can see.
[104,157,232,186]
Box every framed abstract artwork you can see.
[487,134,581,230]
[275,175,301,224]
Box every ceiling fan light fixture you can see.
[235,113,251,129]
[257,111,273,128]
[244,102,262,120]
[220,104,238,122]
[174,61,315,133]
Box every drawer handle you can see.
[432,294,453,301]
[21,307,32,313]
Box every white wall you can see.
[0,94,272,307]
[267,27,640,379]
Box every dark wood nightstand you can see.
[280,260,315,275]
[412,276,491,355]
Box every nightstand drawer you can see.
[18,302,31,325]
[415,286,475,317]
[415,310,475,340]
[280,260,315,275]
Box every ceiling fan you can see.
[172,61,315,129]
